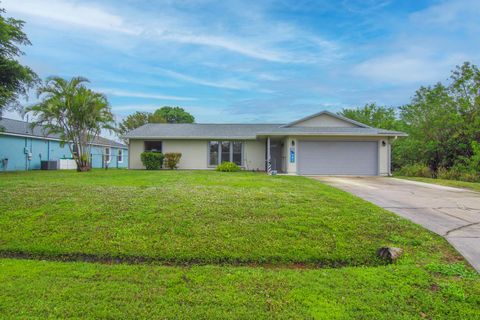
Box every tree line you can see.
[339,62,480,181]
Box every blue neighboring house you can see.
[0,118,128,171]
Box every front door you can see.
[269,140,284,172]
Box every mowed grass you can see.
[398,176,480,193]
[0,170,459,266]
[1,259,479,319]
[0,170,479,318]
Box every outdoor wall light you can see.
[382,140,386,147]
[291,140,295,146]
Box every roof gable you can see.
[283,111,370,128]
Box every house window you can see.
[105,147,111,163]
[118,149,123,163]
[208,141,243,166]
[71,143,78,158]
[232,141,242,166]
[209,141,219,166]
[221,141,230,163]
[144,141,162,152]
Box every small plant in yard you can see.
[216,161,241,172]
[140,152,164,170]
[164,153,182,169]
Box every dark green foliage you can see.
[153,106,195,123]
[140,151,164,170]
[164,153,182,169]
[0,7,39,114]
[340,103,400,130]
[216,161,241,172]
[117,107,194,142]
[117,111,165,143]
[340,62,480,182]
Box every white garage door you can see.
[298,141,378,175]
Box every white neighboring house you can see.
[124,110,407,176]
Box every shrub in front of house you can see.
[164,153,182,170]
[216,161,241,172]
[437,165,480,182]
[140,152,164,170]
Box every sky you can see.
[2,0,480,125]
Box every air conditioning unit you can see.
[41,160,58,170]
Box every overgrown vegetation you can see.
[164,152,182,169]
[216,161,241,172]
[0,170,478,318]
[140,151,164,170]
[340,62,480,183]
[394,163,432,178]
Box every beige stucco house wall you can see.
[129,138,267,171]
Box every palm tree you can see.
[26,76,115,171]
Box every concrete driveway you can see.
[313,176,480,272]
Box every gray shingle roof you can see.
[125,123,283,139]
[0,118,126,148]
[125,122,406,139]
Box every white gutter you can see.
[256,133,408,137]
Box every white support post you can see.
[267,137,271,174]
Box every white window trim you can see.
[105,147,111,163]
[207,141,244,167]
[118,149,123,163]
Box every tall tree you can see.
[398,62,480,171]
[153,106,195,123]
[0,7,39,116]
[26,77,115,172]
[399,83,461,171]
[339,103,399,130]
[117,111,165,143]
[449,62,480,150]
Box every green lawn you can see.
[0,170,478,318]
[398,176,480,193]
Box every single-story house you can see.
[0,118,128,171]
[125,111,406,176]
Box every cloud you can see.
[156,32,289,63]
[2,0,140,35]
[351,0,480,85]
[3,0,340,64]
[409,0,480,27]
[154,68,254,90]
[100,89,196,101]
